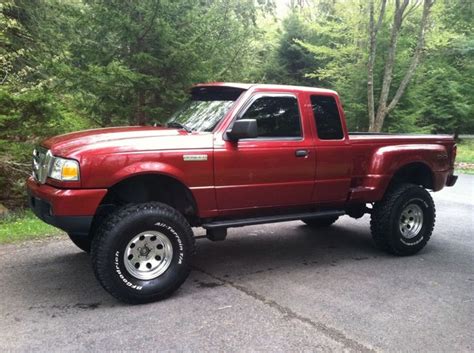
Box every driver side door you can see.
[214,93,316,215]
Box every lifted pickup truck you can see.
[27,83,457,303]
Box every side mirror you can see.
[226,119,258,141]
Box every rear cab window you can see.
[310,95,344,140]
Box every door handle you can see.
[295,149,309,157]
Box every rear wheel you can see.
[370,183,435,256]
[302,216,339,228]
[91,202,195,304]
[67,233,91,253]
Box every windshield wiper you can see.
[166,121,192,133]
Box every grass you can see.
[456,168,474,175]
[455,139,474,174]
[456,139,474,163]
[0,210,63,244]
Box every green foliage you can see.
[55,0,268,126]
[291,0,370,130]
[264,11,321,85]
[0,210,61,243]
[455,139,474,174]
[395,65,473,134]
[457,139,474,164]
[0,86,88,203]
[284,0,473,133]
[399,1,473,135]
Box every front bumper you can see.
[26,177,107,235]
[28,194,93,235]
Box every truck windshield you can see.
[167,86,244,132]
[167,99,235,132]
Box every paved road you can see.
[1,175,473,352]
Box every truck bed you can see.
[347,133,456,179]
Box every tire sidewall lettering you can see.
[155,222,184,265]
[114,250,143,290]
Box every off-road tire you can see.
[68,233,92,253]
[91,202,195,304]
[370,183,435,256]
[302,216,339,228]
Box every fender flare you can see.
[369,144,444,176]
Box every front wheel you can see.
[91,202,195,304]
[370,183,435,256]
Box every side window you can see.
[310,95,344,140]
[238,96,302,138]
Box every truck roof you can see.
[193,82,338,95]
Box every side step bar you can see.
[203,210,345,230]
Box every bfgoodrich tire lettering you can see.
[91,202,195,304]
[370,183,435,256]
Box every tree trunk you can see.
[367,0,387,132]
[134,91,147,126]
[385,0,434,115]
[368,0,434,132]
[371,0,409,132]
[0,203,9,217]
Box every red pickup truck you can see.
[27,83,457,303]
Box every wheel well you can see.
[95,174,199,227]
[390,163,434,190]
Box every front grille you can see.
[32,147,53,184]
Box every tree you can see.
[368,0,435,132]
[296,0,370,130]
[386,0,474,136]
[263,10,320,86]
[64,0,268,126]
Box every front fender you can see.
[111,161,187,186]
[81,150,214,189]
[79,151,217,217]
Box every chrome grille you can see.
[32,147,53,184]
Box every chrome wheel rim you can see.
[399,203,424,239]
[123,231,173,280]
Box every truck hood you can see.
[42,126,213,158]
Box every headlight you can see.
[48,157,80,181]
